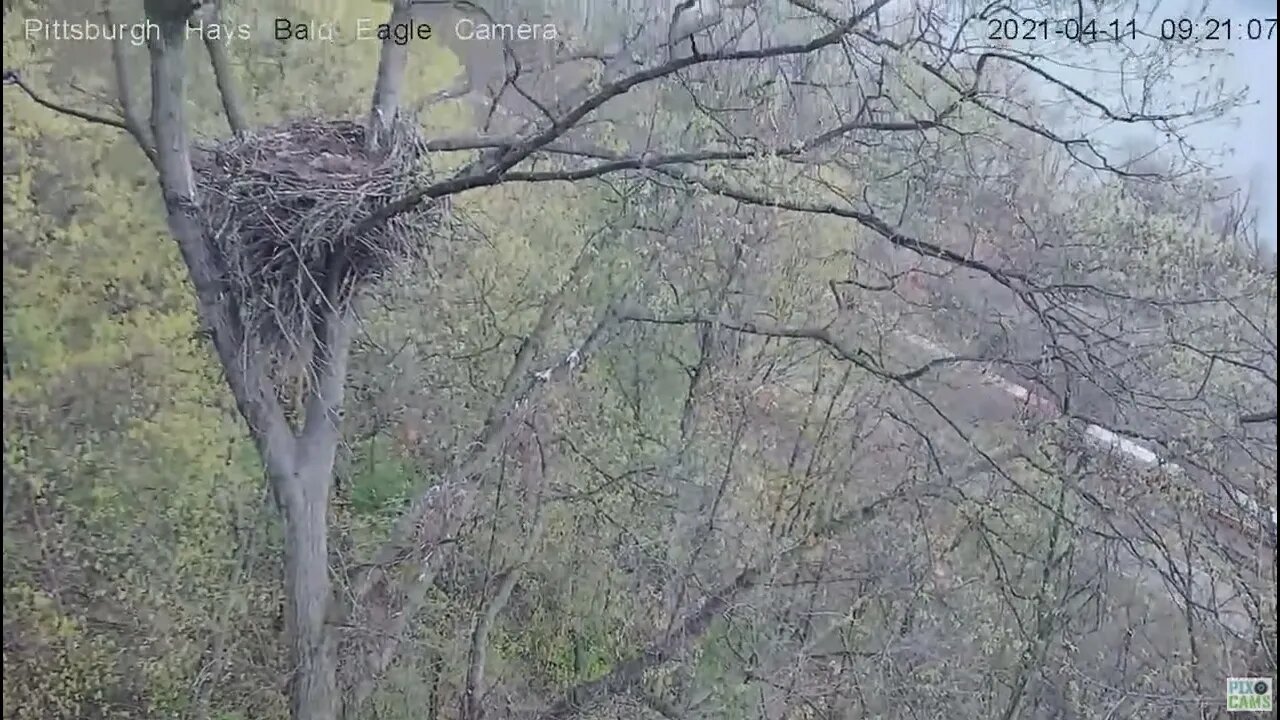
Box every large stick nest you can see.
[194,117,444,373]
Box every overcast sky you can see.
[1005,0,1278,250]
[1182,0,1278,249]
[1219,0,1278,249]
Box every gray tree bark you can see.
[367,0,413,153]
[139,3,351,717]
[201,1,248,136]
[85,2,924,716]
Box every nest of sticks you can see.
[194,117,444,379]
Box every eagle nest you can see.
[194,118,444,374]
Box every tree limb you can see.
[367,0,412,153]
[2,71,133,134]
[1239,409,1277,425]
[200,1,248,136]
[141,17,329,715]
[619,308,1006,385]
[461,450,548,720]
[346,0,895,235]
[531,494,897,719]
[105,3,158,166]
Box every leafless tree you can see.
[5,0,1274,718]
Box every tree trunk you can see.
[280,459,339,720]
[282,310,351,719]
[143,7,348,716]
[146,16,195,198]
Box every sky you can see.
[319,0,1280,249]
[1149,0,1278,250]
[389,0,1279,247]
[1215,0,1278,250]
[997,0,1278,250]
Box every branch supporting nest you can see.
[193,117,445,383]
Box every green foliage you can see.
[2,583,125,719]
[1,2,470,716]
[491,581,631,687]
[347,446,417,516]
[4,1,1273,717]
[682,618,759,717]
[227,1,464,126]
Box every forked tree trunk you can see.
[277,312,351,720]
[281,309,350,719]
[141,2,349,717]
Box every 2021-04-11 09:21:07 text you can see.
[987,16,1278,41]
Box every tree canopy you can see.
[3,0,1275,719]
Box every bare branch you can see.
[533,495,896,719]
[2,71,133,134]
[200,1,248,136]
[462,440,548,720]
[367,0,413,154]
[105,3,158,165]
[1239,409,1277,426]
[347,0,896,235]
